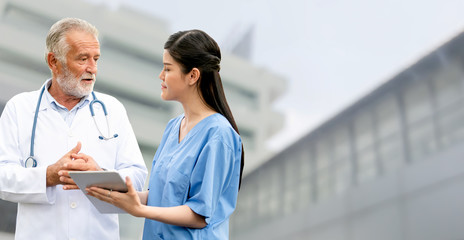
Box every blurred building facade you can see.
[231,31,464,239]
[0,0,285,239]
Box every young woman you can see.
[86,29,244,239]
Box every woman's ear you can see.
[188,68,200,86]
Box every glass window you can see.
[333,127,350,160]
[315,138,332,200]
[357,148,377,183]
[257,170,270,220]
[408,117,436,161]
[299,146,312,180]
[266,166,281,219]
[438,103,464,149]
[403,82,433,125]
[316,139,331,171]
[334,159,351,194]
[353,110,378,183]
[282,152,300,215]
[233,177,257,231]
[297,145,313,209]
[317,168,331,200]
[432,62,464,148]
[376,94,401,139]
[403,82,437,161]
[375,94,404,172]
[283,190,297,216]
[354,110,375,151]
[284,152,299,187]
[378,136,404,172]
[433,62,463,110]
[331,126,352,194]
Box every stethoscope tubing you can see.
[29,86,46,161]
[25,85,117,168]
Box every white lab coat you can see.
[0,80,148,240]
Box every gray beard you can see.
[56,67,94,98]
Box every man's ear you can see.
[188,68,200,86]
[47,52,58,72]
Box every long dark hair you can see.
[164,29,244,189]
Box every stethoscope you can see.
[24,85,118,168]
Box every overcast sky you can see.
[87,0,464,152]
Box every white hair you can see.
[45,18,99,65]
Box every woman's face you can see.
[159,50,189,101]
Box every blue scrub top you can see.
[143,113,242,240]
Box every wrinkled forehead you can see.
[66,30,99,48]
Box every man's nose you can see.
[86,60,97,74]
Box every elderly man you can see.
[0,18,147,239]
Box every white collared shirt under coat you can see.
[0,80,148,240]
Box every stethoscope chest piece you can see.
[25,156,37,168]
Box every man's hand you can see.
[46,142,82,187]
[59,152,104,190]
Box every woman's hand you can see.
[86,176,145,217]
[89,178,206,228]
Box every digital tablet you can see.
[69,171,128,214]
